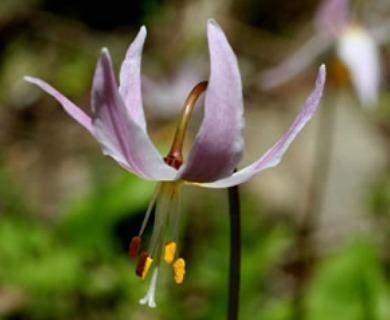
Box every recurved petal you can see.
[24,76,94,134]
[119,26,147,130]
[259,33,332,90]
[92,48,177,180]
[179,19,244,182]
[201,64,326,188]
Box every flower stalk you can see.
[228,179,241,320]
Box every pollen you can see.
[129,236,141,258]
[173,258,186,284]
[142,257,153,281]
[164,241,177,264]
[136,252,153,280]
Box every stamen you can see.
[136,252,153,280]
[139,267,159,308]
[173,258,186,284]
[142,257,153,281]
[148,183,175,256]
[164,241,177,264]
[139,184,161,236]
[169,185,181,243]
[129,236,141,258]
[164,81,208,169]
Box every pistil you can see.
[164,81,208,169]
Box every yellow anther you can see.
[141,257,153,281]
[164,241,177,264]
[136,252,153,281]
[173,258,186,284]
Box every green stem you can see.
[227,183,241,320]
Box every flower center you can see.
[127,82,208,307]
[164,81,208,169]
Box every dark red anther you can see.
[129,236,141,258]
[136,252,149,277]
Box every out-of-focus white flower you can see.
[336,25,380,107]
[260,0,387,108]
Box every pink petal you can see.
[259,33,332,90]
[24,76,94,134]
[92,49,177,180]
[178,19,244,182]
[202,65,326,188]
[119,26,147,130]
[314,0,350,35]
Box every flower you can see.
[24,19,326,307]
[259,0,382,108]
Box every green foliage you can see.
[257,299,293,320]
[0,218,81,293]
[0,165,153,318]
[55,52,95,96]
[1,166,390,319]
[0,165,29,216]
[305,238,390,320]
[62,167,154,255]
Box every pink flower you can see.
[25,19,325,307]
[260,0,381,108]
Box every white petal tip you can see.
[100,47,109,55]
[23,76,34,82]
[23,76,45,87]
[316,64,327,87]
[319,64,326,74]
[140,25,147,35]
[207,19,221,32]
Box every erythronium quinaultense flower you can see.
[260,0,381,108]
[24,19,326,307]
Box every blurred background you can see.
[0,0,390,319]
